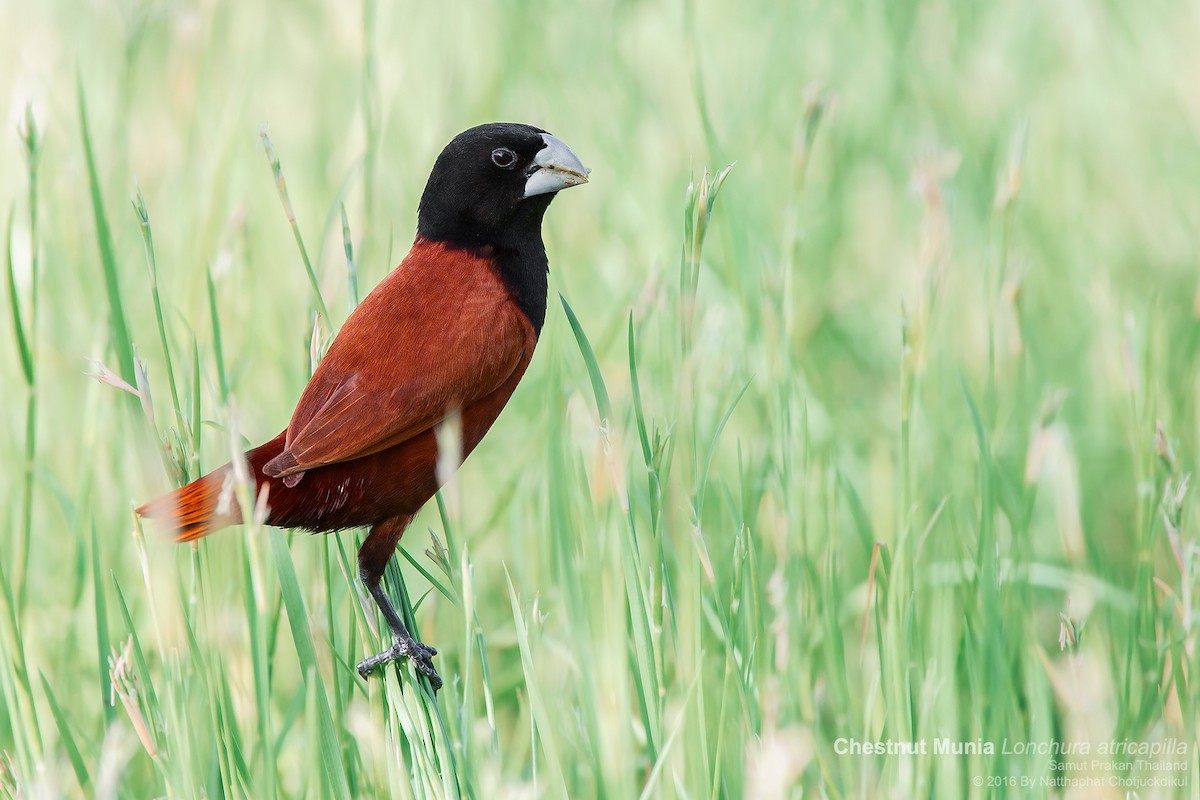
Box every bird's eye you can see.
[491,147,517,169]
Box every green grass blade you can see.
[240,537,276,799]
[398,543,461,609]
[696,378,751,515]
[189,335,202,477]
[78,79,137,391]
[6,206,38,612]
[341,202,359,308]
[259,129,333,331]
[4,208,32,386]
[267,528,351,797]
[559,294,612,422]
[627,314,651,466]
[206,266,230,405]
[0,556,42,770]
[131,186,184,436]
[504,566,569,798]
[110,577,162,731]
[90,523,114,725]
[38,673,90,793]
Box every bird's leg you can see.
[356,516,442,691]
[356,568,442,691]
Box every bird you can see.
[137,123,589,692]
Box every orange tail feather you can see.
[137,431,288,542]
[136,467,239,542]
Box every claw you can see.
[356,634,443,692]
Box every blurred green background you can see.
[2,0,1199,797]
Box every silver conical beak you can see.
[524,133,590,198]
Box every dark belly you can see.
[253,382,518,532]
[263,430,441,531]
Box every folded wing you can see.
[264,245,528,478]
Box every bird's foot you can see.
[356,635,442,692]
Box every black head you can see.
[417,122,589,249]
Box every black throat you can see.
[492,238,549,335]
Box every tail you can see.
[136,432,287,542]
[136,468,237,542]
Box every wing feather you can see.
[263,244,530,478]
